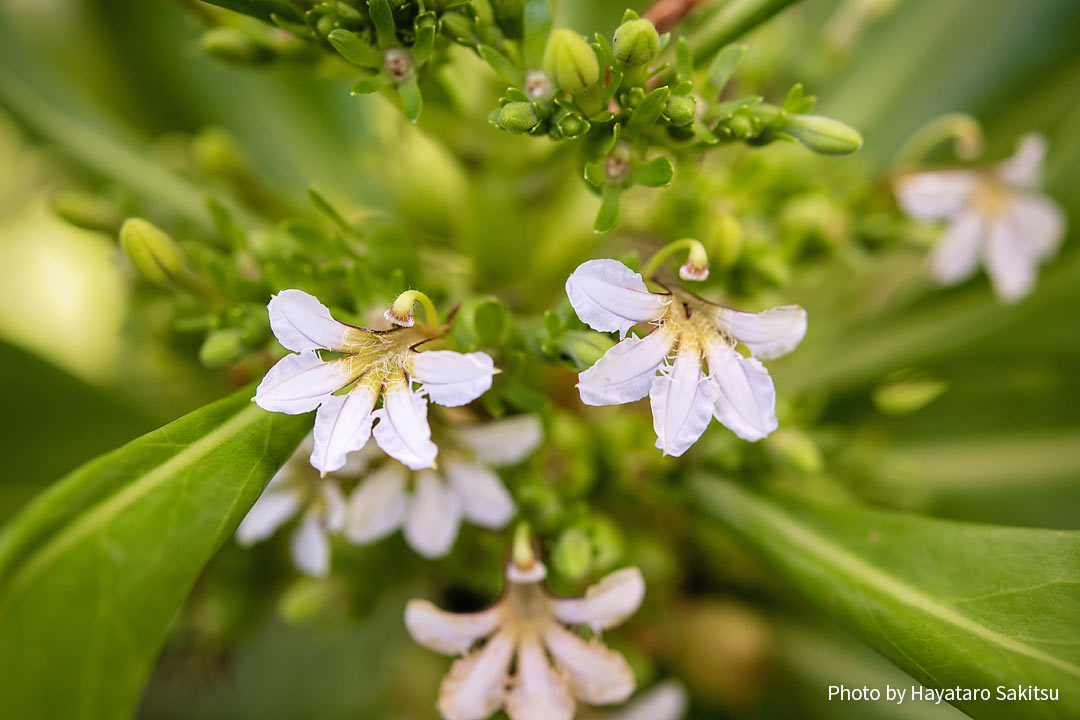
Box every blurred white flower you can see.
[345,415,541,558]
[406,559,645,720]
[604,680,688,720]
[236,436,347,577]
[895,133,1066,303]
[565,259,806,455]
[253,289,496,473]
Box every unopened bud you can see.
[119,218,186,287]
[51,190,122,233]
[613,18,659,67]
[191,127,247,180]
[497,102,539,134]
[785,114,862,155]
[552,527,592,580]
[199,328,246,368]
[543,29,599,94]
[554,111,589,139]
[201,27,270,64]
[765,428,823,475]
[664,94,696,128]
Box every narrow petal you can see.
[997,133,1047,189]
[268,289,353,352]
[372,381,438,470]
[254,351,348,414]
[404,471,463,559]
[410,350,496,407]
[894,171,977,221]
[309,383,378,474]
[984,218,1038,303]
[505,633,575,720]
[649,350,716,457]
[610,681,689,720]
[320,480,347,533]
[454,415,543,466]
[445,458,516,529]
[437,632,515,720]
[1011,194,1065,260]
[578,331,674,407]
[404,600,501,655]
[716,305,807,360]
[552,567,645,632]
[291,509,331,577]
[707,343,777,442]
[928,211,982,285]
[543,623,635,705]
[565,259,668,337]
[236,487,301,545]
[344,463,408,544]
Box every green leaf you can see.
[594,184,621,233]
[782,82,816,114]
[478,44,521,85]
[0,388,310,719]
[474,298,509,345]
[308,186,355,233]
[368,0,397,49]
[351,73,392,95]
[624,87,670,138]
[522,0,552,68]
[328,29,383,68]
[705,42,747,95]
[398,75,422,123]
[199,0,302,24]
[631,156,673,187]
[692,477,1080,720]
[410,14,436,65]
[675,37,693,81]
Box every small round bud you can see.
[728,111,755,139]
[383,47,413,81]
[785,114,863,155]
[199,328,246,368]
[497,102,539,134]
[612,18,659,67]
[542,29,600,94]
[552,527,592,580]
[664,94,697,128]
[554,111,589,139]
[523,70,553,101]
[191,127,247,180]
[119,218,186,287]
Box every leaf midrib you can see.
[0,403,265,603]
[707,480,1080,680]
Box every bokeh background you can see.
[1,0,1078,718]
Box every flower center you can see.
[971,177,1013,218]
[660,287,735,355]
[337,325,433,390]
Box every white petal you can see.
[928,211,982,285]
[404,600,501,655]
[268,289,353,352]
[320,480,347,533]
[894,171,977,221]
[506,633,575,720]
[578,331,673,406]
[254,351,348,414]
[454,415,543,466]
[984,218,1038,303]
[707,343,777,442]
[1011,194,1065,260]
[717,305,807,360]
[404,471,463,559]
[566,259,668,337]
[236,487,301,545]
[291,509,331,577]
[552,567,645,632]
[438,632,515,720]
[309,384,378,474]
[344,463,408,544]
[649,350,716,457]
[372,381,438,470]
[997,133,1047,189]
[543,623,635,705]
[445,459,516,529]
[410,350,496,407]
[609,681,689,720]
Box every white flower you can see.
[895,133,1066,303]
[565,259,807,455]
[406,560,645,720]
[254,289,497,473]
[236,436,347,577]
[603,680,688,720]
[345,415,542,558]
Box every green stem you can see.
[390,290,439,328]
[640,237,708,279]
[892,113,984,169]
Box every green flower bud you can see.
[51,190,123,233]
[552,527,592,580]
[664,94,696,127]
[613,18,659,67]
[542,29,600,94]
[785,114,863,155]
[191,127,247,180]
[553,111,589,139]
[119,218,186,288]
[765,428,823,475]
[497,101,539,134]
[201,27,270,64]
[199,328,247,368]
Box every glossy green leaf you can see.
[0,388,311,719]
[594,184,620,233]
[631,156,673,187]
[704,42,747,95]
[478,44,521,85]
[692,477,1080,720]
[398,76,422,123]
[368,0,397,49]
[328,29,383,68]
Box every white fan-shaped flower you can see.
[565,259,807,456]
[406,560,645,720]
[895,133,1066,303]
[253,289,497,473]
